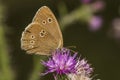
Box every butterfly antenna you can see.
[65,46,77,53]
[66,46,77,49]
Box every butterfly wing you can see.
[32,6,63,48]
[21,23,59,55]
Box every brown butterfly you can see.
[21,6,63,55]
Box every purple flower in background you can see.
[91,1,105,11]
[42,48,77,75]
[111,18,120,39]
[81,0,91,4]
[88,16,102,31]
[112,18,120,28]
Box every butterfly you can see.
[21,6,63,55]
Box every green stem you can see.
[29,56,46,80]
[59,4,98,30]
[0,3,14,80]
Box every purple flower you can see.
[67,73,92,80]
[91,1,105,11]
[42,48,77,75]
[75,59,93,76]
[67,59,93,80]
[41,48,93,80]
[88,16,102,31]
[111,18,120,39]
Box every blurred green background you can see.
[0,0,120,80]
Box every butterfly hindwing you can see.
[21,23,58,55]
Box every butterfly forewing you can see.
[21,23,58,55]
[32,6,63,47]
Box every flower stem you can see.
[29,56,46,80]
[0,3,14,80]
[59,4,99,30]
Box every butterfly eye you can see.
[41,30,46,34]
[39,32,44,37]
[42,20,46,25]
[30,40,35,44]
[47,18,52,23]
[39,29,46,37]
[30,35,35,39]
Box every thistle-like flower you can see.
[67,59,93,80]
[42,48,77,75]
[75,59,93,76]
[67,73,92,80]
[42,48,93,80]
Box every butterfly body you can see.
[21,6,63,55]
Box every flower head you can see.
[67,58,93,80]
[42,48,93,80]
[75,59,93,76]
[88,16,102,31]
[42,48,77,75]
[110,18,120,39]
[67,73,92,80]
[91,1,105,11]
